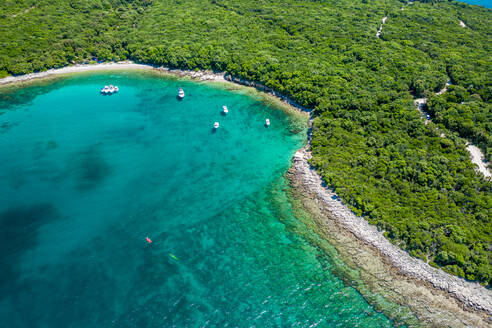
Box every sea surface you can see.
[458,0,492,8]
[0,72,400,327]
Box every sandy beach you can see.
[0,62,226,85]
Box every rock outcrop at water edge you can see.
[290,147,492,315]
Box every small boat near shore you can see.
[100,84,118,95]
[213,122,220,129]
[178,87,185,99]
[222,105,228,115]
[265,119,270,127]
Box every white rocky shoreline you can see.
[290,147,492,317]
[1,62,491,321]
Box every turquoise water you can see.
[0,72,396,327]
[458,0,492,8]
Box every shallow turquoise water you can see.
[0,72,396,327]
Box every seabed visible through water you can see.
[0,70,429,327]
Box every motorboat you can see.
[100,84,118,95]
[100,85,110,94]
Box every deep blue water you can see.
[458,0,492,8]
[0,72,400,327]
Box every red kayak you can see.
[145,236,152,244]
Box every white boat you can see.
[100,85,110,94]
[100,84,118,95]
[178,88,185,99]
[213,122,220,129]
[222,106,228,115]
[265,119,270,126]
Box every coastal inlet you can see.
[0,71,401,327]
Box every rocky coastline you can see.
[288,147,492,325]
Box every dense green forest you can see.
[0,0,491,285]
[427,88,492,161]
